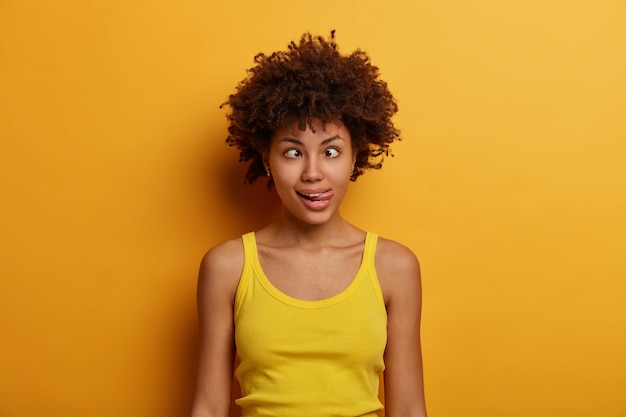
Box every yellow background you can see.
[1,1,625,416]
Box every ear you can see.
[262,150,270,171]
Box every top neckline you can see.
[246,232,374,309]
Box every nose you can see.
[301,156,324,182]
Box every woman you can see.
[191,32,427,417]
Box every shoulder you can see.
[200,236,245,271]
[374,237,421,305]
[197,236,245,301]
[374,236,421,278]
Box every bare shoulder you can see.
[376,237,427,417]
[374,237,421,304]
[197,237,245,299]
[375,237,421,277]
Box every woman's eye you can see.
[285,149,301,158]
[324,148,340,158]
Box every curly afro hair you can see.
[223,31,400,184]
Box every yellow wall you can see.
[1,1,625,416]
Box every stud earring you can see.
[265,168,271,177]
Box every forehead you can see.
[272,118,350,141]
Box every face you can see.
[265,118,356,227]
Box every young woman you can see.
[190,32,427,417]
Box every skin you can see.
[190,118,427,417]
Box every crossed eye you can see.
[324,148,339,158]
[284,148,340,158]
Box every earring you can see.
[265,168,271,177]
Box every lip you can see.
[296,188,334,211]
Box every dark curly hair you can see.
[223,31,400,184]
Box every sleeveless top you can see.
[234,232,388,417]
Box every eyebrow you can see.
[279,135,344,146]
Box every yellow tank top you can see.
[234,232,387,417]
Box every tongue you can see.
[304,191,332,201]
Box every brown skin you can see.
[191,240,239,417]
[377,239,428,417]
[190,120,427,417]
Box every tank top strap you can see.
[235,232,256,317]
[363,232,387,313]
[363,232,378,267]
[241,232,257,265]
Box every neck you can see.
[265,208,357,249]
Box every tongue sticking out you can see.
[298,190,333,201]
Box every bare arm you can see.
[190,239,243,417]
[377,239,427,417]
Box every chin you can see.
[285,209,337,227]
